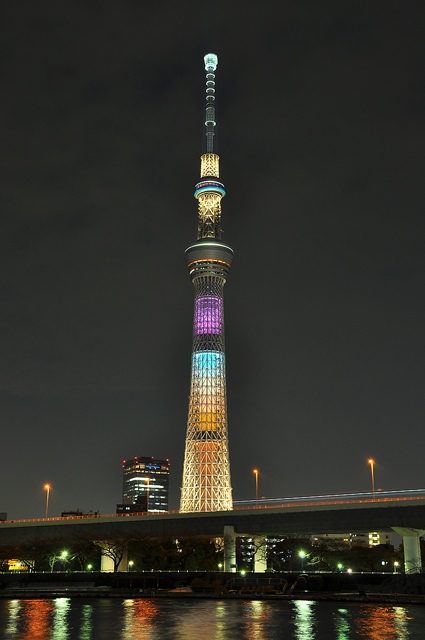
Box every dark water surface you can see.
[0,598,424,639]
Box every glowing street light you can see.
[253,469,259,502]
[368,459,375,499]
[299,550,306,572]
[128,560,134,572]
[44,484,51,518]
[143,477,150,512]
[394,561,399,573]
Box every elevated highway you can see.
[1,494,424,573]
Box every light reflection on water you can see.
[79,604,92,640]
[24,600,53,639]
[294,600,315,639]
[4,601,21,638]
[122,600,158,639]
[0,598,423,639]
[334,608,350,640]
[241,600,273,639]
[352,604,412,640]
[52,598,70,639]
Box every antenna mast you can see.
[204,53,218,153]
[195,54,225,240]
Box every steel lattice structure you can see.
[180,54,233,513]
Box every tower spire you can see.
[180,54,233,513]
[204,53,218,154]
[195,54,226,240]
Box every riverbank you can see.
[1,570,424,603]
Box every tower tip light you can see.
[204,53,218,71]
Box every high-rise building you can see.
[121,456,170,513]
[313,532,392,547]
[180,54,233,513]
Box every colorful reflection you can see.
[194,295,223,334]
[393,607,411,637]
[241,601,272,640]
[353,605,412,639]
[122,599,158,639]
[18,599,53,640]
[0,599,423,638]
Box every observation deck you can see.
[185,240,234,280]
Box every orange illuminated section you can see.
[187,258,231,268]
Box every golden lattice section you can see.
[201,154,219,178]
[197,193,222,239]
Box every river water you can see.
[0,598,424,639]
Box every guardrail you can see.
[1,495,424,525]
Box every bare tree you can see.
[94,536,131,572]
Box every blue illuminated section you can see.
[192,350,225,372]
[194,185,226,198]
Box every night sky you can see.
[1,1,424,521]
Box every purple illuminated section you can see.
[194,296,223,334]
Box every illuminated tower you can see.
[180,54,233,512]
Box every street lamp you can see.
[143,477,150,512]
[44,484,51,518]
[128,560,134,572]
[394,562,399,573]
[253,469,259,502]
[368,459,375,499]
[299,551,306,572]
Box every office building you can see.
[121,456,170,513]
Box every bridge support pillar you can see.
[98,542,128,572]
[392,528,425,574]
[100,549,115,572]
[224,525,236,573]
[254,536,267,573]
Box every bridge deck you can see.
[1,497,424,545]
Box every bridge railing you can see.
[1,495,424,525]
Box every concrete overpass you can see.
[1,496,424,573]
